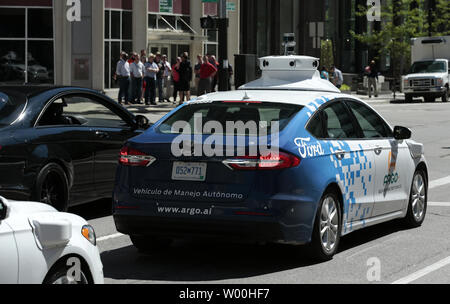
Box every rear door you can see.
[321,101,376,223]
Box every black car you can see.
[0,86,150,210]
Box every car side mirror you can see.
[135,115,150,130]
[394,126,412,140]
[0,198,8,220]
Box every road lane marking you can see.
[428,202,450,207]
[429,176,450,189]
[392,256,450,284]
[97,233,125,242]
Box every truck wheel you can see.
[443,87,449,103]
[425,96,435,103]
[405,94,412,103]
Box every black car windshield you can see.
[158,101,303,135]
[409,61,446,74]
[0,91,27,127]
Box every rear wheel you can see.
[443,87,449,103]
[403,170,427,228]
[425,96,435,103]
[33,163,69,212]
[405,94,413,103]
[307,191,342,261]
[130,235,173,254]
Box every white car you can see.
[0,197,104,284]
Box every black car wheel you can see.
[33,163,69,212]
[405,94,412,103]
[403,169,427,228]
[307,190,342,261]
[130,235,173,254]
[44,259,91,284]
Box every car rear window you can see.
[158,101,303,135]
[0,91,26,127]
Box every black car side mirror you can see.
[394,126,412,140]
[135,115,150,130]
[0,198,7,220]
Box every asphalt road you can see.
[70,96,450,284]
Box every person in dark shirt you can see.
[178,52,192,103]
[368,60,379,98]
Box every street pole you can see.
[217,0,229,91]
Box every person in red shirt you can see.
[198,56,218,96]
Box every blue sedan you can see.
[113,56,428,260]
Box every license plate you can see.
[172,162,207,181]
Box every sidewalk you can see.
[348,91,405,103]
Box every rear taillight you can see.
[223,152,300,171]
[119,146,156,167]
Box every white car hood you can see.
[2,197,57,218]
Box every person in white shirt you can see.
[330,66,344,89]
[115,52,131,105]
[130,54,145,104]
[144,54,159,106]
[161,54,172,102]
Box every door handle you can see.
[374,147,383,155]
[334,150,346,160]
[95,131,110,139]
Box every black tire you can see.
[33,163,69,212]
[43,258,91,284]
[130,235,173,254]
[403,169,427,228]
[307,191,342,261]
[443,87,449,103]
[405,94,413,103]
[425,96,435,103]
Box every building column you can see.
[54,0,72,86]
[92,0,104,90]
[190,0,203,63]
[133,0,148,53]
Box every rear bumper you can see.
[113,198,317,245]
[114,215,293,243]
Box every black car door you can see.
[61,94,142,198]
[35,98,97,205]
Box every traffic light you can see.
[200,16,217,29]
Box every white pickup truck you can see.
[403,36,450,103]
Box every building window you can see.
[0,7,54,84]
[203,29,218,56]
[104,9,133,89]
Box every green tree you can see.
[351,0,428,78]
[431,0,450,35]
[320,39,334,69]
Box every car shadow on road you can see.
[69,198,112,221]
[101,240,322,282]
[100,219,411,283]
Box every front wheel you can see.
[307,191,342,261]
[403,170,427,228]
[405,94,413,103]
[44,260,90,284]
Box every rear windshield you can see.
[158,101,303,135]
[0,91,26,127]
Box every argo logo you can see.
[384,172,399,185]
